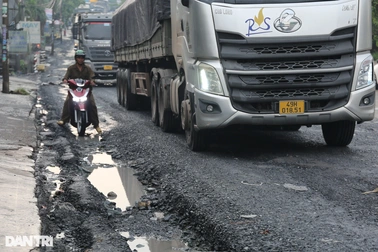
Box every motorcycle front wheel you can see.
[77,111,87,136]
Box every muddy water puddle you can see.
[85,151,145,210]
[120,231,191,252]
[85,151,192,251]
[46,165,60,175]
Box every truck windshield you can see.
[84,22,111,40]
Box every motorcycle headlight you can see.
[197,63,224,95]
[73,97,87,102]
[356,56,374,90]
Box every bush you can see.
[20,60,27,73]
[12,88,29,95]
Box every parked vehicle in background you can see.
[53,21,63,43]
[112,0,376,151]
[73,13,117,86]
[71,4,91,39]
[43,21,52,45]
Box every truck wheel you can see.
[120,69,126,107]
[116,70,121,105]
[321,120,355,146]
[125,69,137,110]
[184,92,207,151]
[186,112,207,152]
[158,78,175,132]
[151,75,159,126]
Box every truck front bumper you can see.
[93,71,117,85]
[193,85,376,130]
[94,78,117,86]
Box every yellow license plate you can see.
[104,65,112,70]
[279,100,305,114]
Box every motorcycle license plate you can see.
[104,65,113,70]
[279,100,304,114]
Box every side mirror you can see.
[182,0,189,7]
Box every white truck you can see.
[112,0,375,151]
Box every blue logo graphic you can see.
[245,8,272,36]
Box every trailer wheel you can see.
[125,69,137,110]
[116,70,122,105]
[184,93,207,151]
[158,78,176,132]
[151,74,159,126]
[120,69,126,107]
[321,120,355,146]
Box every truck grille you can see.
[218,27,356,113]
[89,46,114,61]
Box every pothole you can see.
[85,151,145,210]
[120,231,191,252]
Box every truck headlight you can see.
[197,63,224,95]
[356,56,374,90]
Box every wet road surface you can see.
[34,37,378,251]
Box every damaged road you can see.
[33,37,378,251]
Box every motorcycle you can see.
[67,78,92,136]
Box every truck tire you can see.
[184,92,207,151]
[120,69,126,107]
[321,120,355,146]
[116,70,122,105]
[151,74,159,126]
[186,112,207,151]
[125,69,138,110]
[158,77,176,132]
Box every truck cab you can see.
[73,13,118,86]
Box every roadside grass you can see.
[11,88,29,95]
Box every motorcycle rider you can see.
[57,50,102,134]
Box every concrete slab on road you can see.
[0,76,40,251]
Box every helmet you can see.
[75,50,85,58]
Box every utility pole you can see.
[2,0,9,93]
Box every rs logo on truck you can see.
[104,50,111,56]
[274,8,302,33]
[245,8,272,36]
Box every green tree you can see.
[60,0,85,25]
[109,0,126,12]
[24,0,48,24]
